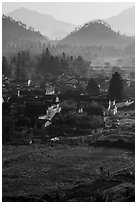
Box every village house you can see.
[107,100,117,116]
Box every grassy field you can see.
[2,143,134,199]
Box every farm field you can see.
[2,143,135,201]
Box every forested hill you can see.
[60,20,134,48]
[2,15,48,55]
[8,7,76,40]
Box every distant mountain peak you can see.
[11,6,54,19]
[8,7,76,40]
[106,6,135,36]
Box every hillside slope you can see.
[2,15,48,55]
[60,20,134,48]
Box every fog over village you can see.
[2,2,135,202]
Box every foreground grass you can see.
[2,143,134,198]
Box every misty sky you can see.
[2,2,134,25]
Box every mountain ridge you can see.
[7,7,76,40]
[60,20,134,48]
[106,6,135,36]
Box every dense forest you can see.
[2,49,90,80]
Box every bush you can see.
[85,101,104,116]
[52,110,104,130]
[61,100,77,114]
[90,115,104,128]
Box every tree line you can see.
[2,49,90,81]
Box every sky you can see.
[2,2,134,25]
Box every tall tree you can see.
[2,56,9,76]
[15,52,21,80]
[108,72,123,102]
[86,78,100,96]
[70,56,89,77]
